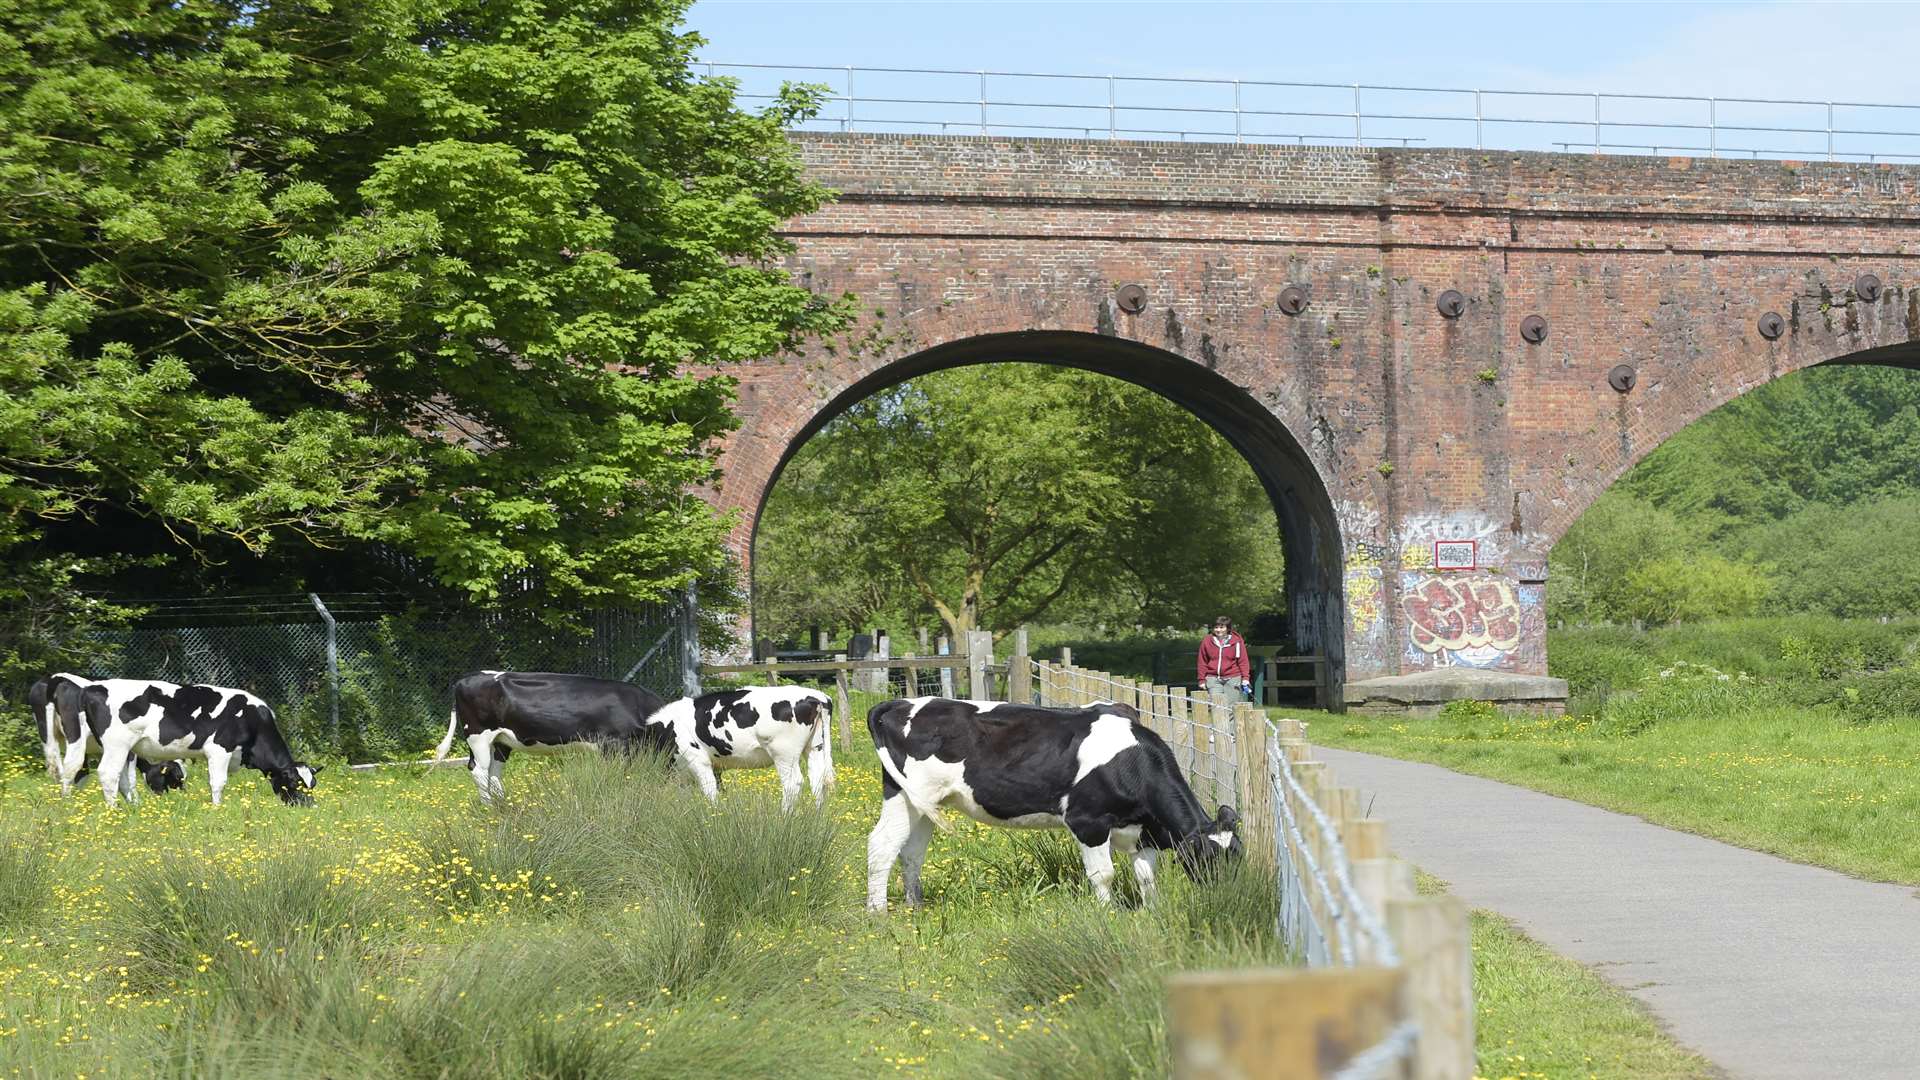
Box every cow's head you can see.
[268,763,323,806]
[141,760,187,795]
[1174,805,1243,878]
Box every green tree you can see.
[1733,496,1920,618]
[754,364,1286,643]
[1,0,842,678]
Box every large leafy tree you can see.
[1,0,842,676]
[754,364,1286,643]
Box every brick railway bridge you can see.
[710,133,1920,708]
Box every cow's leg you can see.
[807,722,835,808]
[897,811,937,907]
[96,735,134,808]
[1067,812,1118,904]
[1130,847,1162,905]
[866,794,915,911]
[684,753,719,804]
[58,730,90,797]
[465,733,496,802]
[773,753,803,813]
[40,706,62,782]
[487,746,509,801]
[120,757,141,805]
[204,748,233,806]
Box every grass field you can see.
[0,735,1291,1079]
[0,706,1735,1080]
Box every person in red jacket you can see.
[1196,615,1252,709]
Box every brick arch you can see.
[704,132,1920,695]
[1534,294,1920,547]
[720,320,1350,686]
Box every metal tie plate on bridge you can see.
[1519,314,1548,343]
[1436,290,1467,319]
[1855,273,1883,302]
[1757,311,1786,339]
[1114,283,1148,313]
[1608,364,1637,393]
[1276,286,1310,316]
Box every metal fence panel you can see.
[86,596,689,763]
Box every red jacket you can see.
[1197,632,1250,683]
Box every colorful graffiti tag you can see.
[1400,574,1526,669]
[1345,555,1385,638]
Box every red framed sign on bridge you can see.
[1433,539,1478,572]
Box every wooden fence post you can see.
[1169,691,1193,776]
[1231,703,1277,869]
[1010,626,1031,704]
[1168,967,1405,1080]
[1149,684,1169,740]
[832,655,852,751]
[938,634,955,698]
[1387,895,1475,1080]
[966,629,992,700]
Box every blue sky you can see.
[685,2,1913,98]
[685,2,1920,156]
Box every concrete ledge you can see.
[1342,669,1569,718]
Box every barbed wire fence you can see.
[81,593,695,764]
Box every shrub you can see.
[1547,631,1655,697]
[1835,667,1920,725]
[1595,662,1764,736]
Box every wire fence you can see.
[1034,656,1463,1076]
[1031,660,1238,812]
[706,61,1920,163]
[80,593,694,763]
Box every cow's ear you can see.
[1215,805,1240,829]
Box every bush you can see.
[1547,630,1655,698]
[1595,662,1765,736]
[1834,667,1920,725]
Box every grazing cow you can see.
[646,686,836,812]
[78,679,319,807]
[865,697,1241,911]
[434,671,673,801]
[27,675,186,797]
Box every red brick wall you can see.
[714,133,1920,687]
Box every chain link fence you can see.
[82,593,694,763]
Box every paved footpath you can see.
[1317,747,1920,1080]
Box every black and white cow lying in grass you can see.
[648,687,836,812]
[434,673,835,810]
[435,671,673,801]
[75,678,319,807]
[28,675,186,797]
[865,697,1241,911]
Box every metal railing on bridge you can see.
[703,61,1920,163]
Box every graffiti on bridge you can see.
[1400,573,1542,670]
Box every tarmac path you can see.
[1316,746,1920,1080]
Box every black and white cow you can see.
[865,697,1241,911]
[434,671,673,801]
[28,675,186,797]
[78,679,319,807]
[646,686,836,812]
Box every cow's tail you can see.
[867,702,949,830]
[807,696,836,802]
[432,706,460,765]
